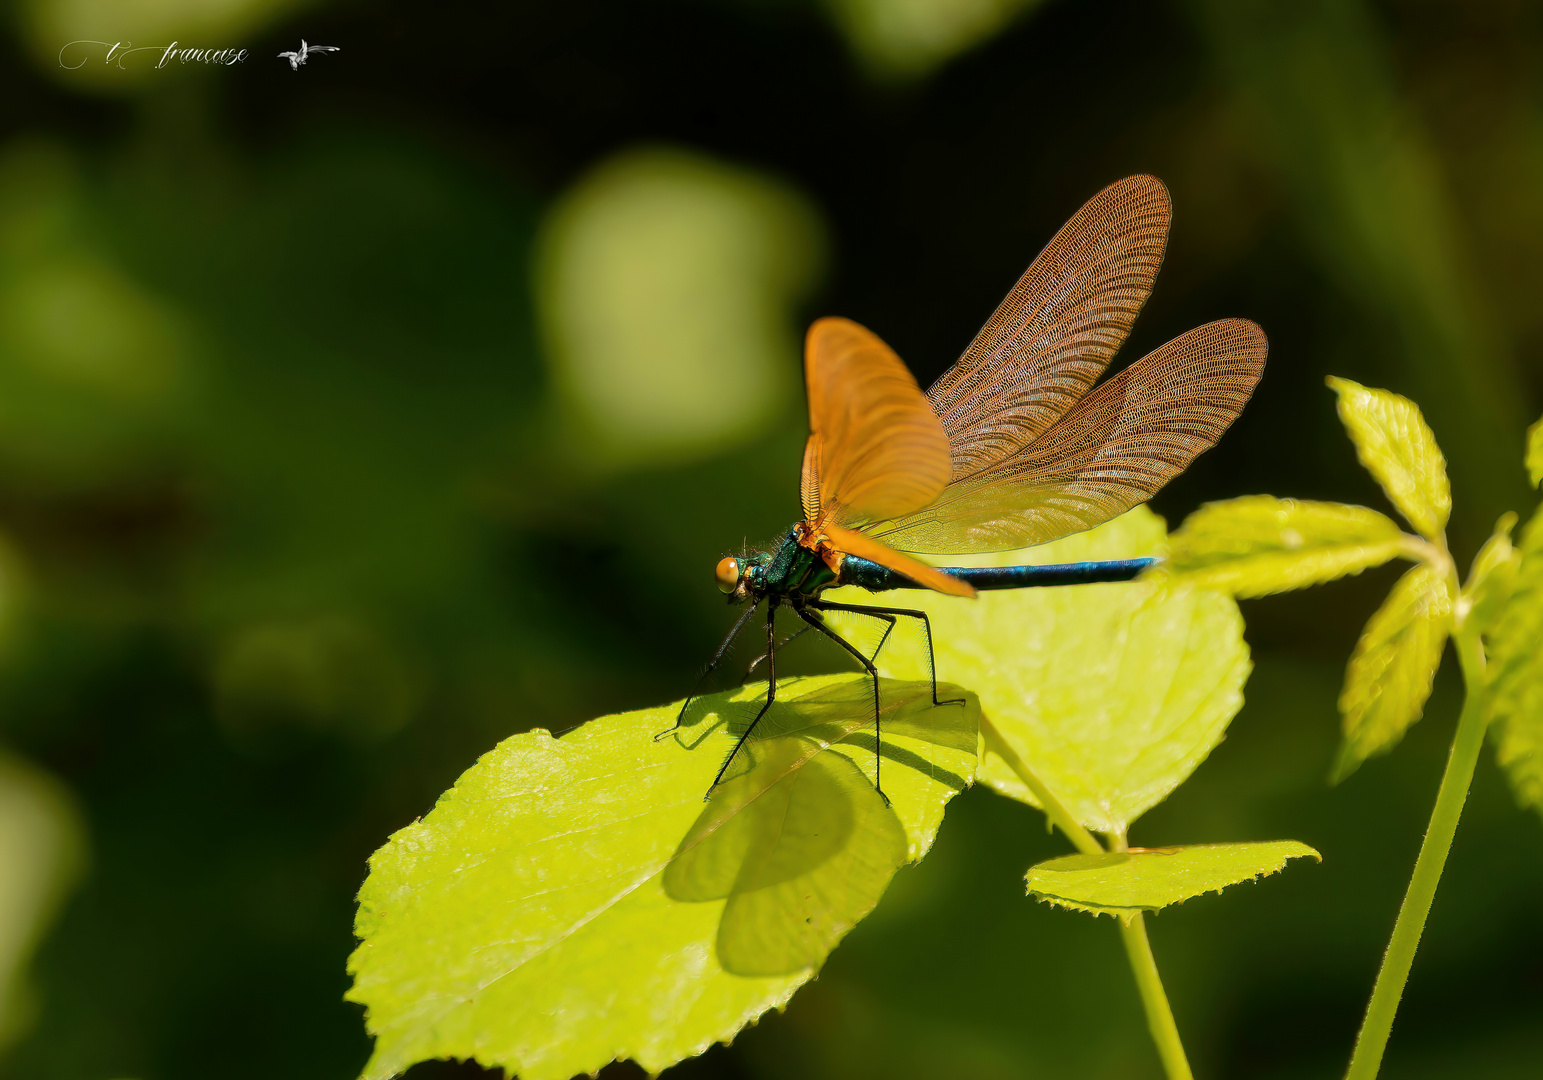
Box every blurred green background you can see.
[1,1,1541,1078]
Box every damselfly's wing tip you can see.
[1104,174,1172,220]
[1211,317,1270,375]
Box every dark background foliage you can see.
[1,1,1540,1078]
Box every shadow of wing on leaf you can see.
[665,738,907,976]
[660,676,976,976]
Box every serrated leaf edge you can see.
[1327,375,1452,542]
[1025,843,1322,920]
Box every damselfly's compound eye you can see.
[714,557,741,594]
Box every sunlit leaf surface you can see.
[1332,563,1452,782]
[1489,504,1543,816]
[1327,376,1452,541]
[1162,495,1407,597]
[829,507,1249,836]
[1025,841,1320,917]
[347,675,976,1080]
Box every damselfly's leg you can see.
[741,624,813,684]
[795,606,889,806]
[807,598,964,709]
[656,599,761,741]
[708,597,781,798]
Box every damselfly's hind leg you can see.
[795,606,889,807]
[806,598,965,710]
[656,599,761,742]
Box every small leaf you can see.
[1327,376,1452,541]
[830,507,1251,836]
[1025,841,1321,917]
[1332,563,1452,782]
[1527,414,1543,489]
[347,674,977,1080]
[1162,496,1407,597]
[1462,512,1519,636]
[1488,505,1543,815]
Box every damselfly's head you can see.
[714,552,769,602]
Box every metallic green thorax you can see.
[747,528,836,597]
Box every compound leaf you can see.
[829,507,1250,836]
[1162,496,1407,597]
[1332,563,1452,782]
[1327,376,1451,541]
[1025,841,1320,917]
[1489,504,1543,816]
[347,674,977,1080]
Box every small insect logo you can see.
[277,39,339,71]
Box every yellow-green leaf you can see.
[1332,563,1452,782]
[1488,505,1543,815]
[1327,376,1452,540]
[1526,414,1543,489]
[828,507,1250,836]
[1025,841,1321,917]
[347,675,977,1080]
[1462,512,1519,636]
[1161,495,1407,597]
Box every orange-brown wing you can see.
[824,524,975,598]
[800,317,951,527]
[928,175,1172,480]
[867,319,1267,553]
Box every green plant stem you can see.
[1120,914,1195,1080]
[980,714,1195,1080]
[1344,627,1488,1080]
[979,713,1101,856]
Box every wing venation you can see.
[928,175,1173,480]
[802,317,951,526]
[867,319,1268,553]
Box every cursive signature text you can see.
[59,41,249,70]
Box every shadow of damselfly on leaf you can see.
[660,674,977,976]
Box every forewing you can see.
[869,319,1267,553]
[928,175,1172,479]
[804,317,951,525]
[800,434,822,523]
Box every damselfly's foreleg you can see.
[807,598,964,709]
[796,606,889,806]
[657,599,761,741]
[708,598,781,798]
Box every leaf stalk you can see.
[980,713,1102,856]
[982,714,1194,1080]
[1343,625,1487,1080]
[1119,913,1195,1080]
